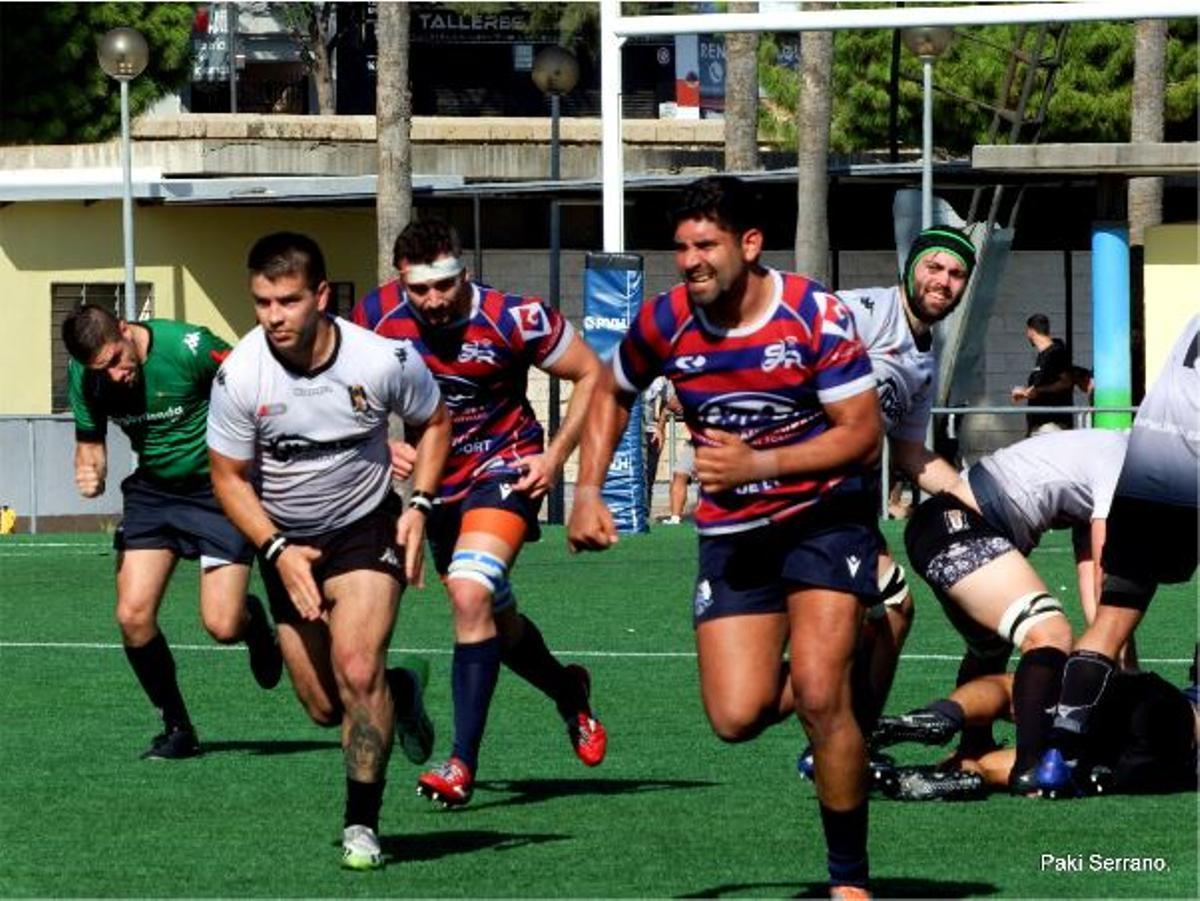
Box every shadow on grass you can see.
[680,877,1000,898]
[462,776,718,812]
[200,738,340,756]
[379,829,568,862]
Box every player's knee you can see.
[792,678,848,733]
[997,591,1070,653]
[114,598,156,641]
[446,549,510,623]
[1019,612,1072,655]
[296,689,341,727]
[200,606,243,644]
[706,703,768,743]
[332,648,382,701]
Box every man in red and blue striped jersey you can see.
[352,219,607,809]
[569,176,884,899]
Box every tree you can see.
[1129,19,1167,247]
[724,2,759,171]
[274,2,339,115]
[375,2,412,286]
[0,2,194,144]
[794,24,833,283]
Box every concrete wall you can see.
[1143,223,1200,382]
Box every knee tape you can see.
[447,549,510,600]
[997,591,1065,647]
[866,562,909,620]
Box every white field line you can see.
[0,640,1191,666]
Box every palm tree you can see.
[723,1,759,171]
[1129,19,1166,248]
[794,22,833,284]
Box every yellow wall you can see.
[0,201,378,413]
[1143,223,1200,383]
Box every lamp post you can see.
[98,27,149,323]
[901,26,953,228]
[532,45,579,525]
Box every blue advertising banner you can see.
[583,253,647,533]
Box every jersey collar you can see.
[265,315,342,379]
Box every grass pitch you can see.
[1,523,1195,897]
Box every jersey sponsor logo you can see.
[435,373,480,406]
[393,342,411,366]
[348,385,368,413]
[458,340,499,365]
[111,405,184,427]
[674,354,707,372]
[693,578,714,618]
[268,433,368,462]
[455,437,493,455]
[877,376,904,427]
[216,368,227,386]
[734,478,781,496]
[696,392,799,430]
[609,452,632,472]
[292,385,333,397]
[183,331,201,355]
[583,314,628,331]
[256,402,287,417]
[515,302,551,339]
[762,337,805,372]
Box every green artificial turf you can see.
[1,523,1195,897]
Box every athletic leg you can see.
[695,612,791,742]
[198,561,282,689]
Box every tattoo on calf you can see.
[345,708,387,779]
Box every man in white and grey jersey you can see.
[207,232,452,870]
[830,226,976,740]
[901,428,1128,792]
[1038,315,1199,797]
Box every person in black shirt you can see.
[1011,313,1073,434]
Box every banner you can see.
[583,253,647,534]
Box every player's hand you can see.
[388,440,418,480]
[648,427,664,452]
[276,543,325,621]
[567,487,618,553]
[395,508,427,589]
[1010,386,1029,403]
[695,429,777,494]
[76,465,105,497]
[514,453,557,500]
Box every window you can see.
[51,282,153,412]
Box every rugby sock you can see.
[124,631,191,731]
[819,801,869,888]
[1050,649,1116,759]
[1011,646,1067,776]
[501,615,586,719]
[927,698,966,733]
[450,637,501,772]
[344,778,385,831]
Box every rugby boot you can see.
[885,767,986,802]
[341,825,384,871]
[1034,748,1084,799]
[141,725,201,760]
[387,662,435,765]
[829,884,872,900]
[244,594,283,689]
[417,756,474,808]
[871,708,959,749]
[565,664,607,766]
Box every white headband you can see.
[405,256,464,284]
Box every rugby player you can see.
[207,232,452,869]
[1037,314,1199,796]
[352,218,606,810]
[899,428,1126,790]
[62,303,282,761]
[568,175,883,899]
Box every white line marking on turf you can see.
[0,641,1191,666]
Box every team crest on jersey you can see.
[762,336,805,372]
[514,302,551,339]
[459,340,498,365]
[348,385,368,413]
[944,509,969,533]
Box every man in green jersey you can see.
[63,304,283,760]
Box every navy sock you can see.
[1012,646,1067,776]
[927,698,966,732]
[344,778,385,831]
[450,637,502,771]
[502,615,584,720]
[819,801,869,888]
[1051,649,1115,759]
[124,631,191,730]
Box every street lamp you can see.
[901,26,953,228]
[98,27,149,323]
[532,45,579,525]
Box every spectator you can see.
[1011,314,1073,434]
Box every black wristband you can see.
[261,532,289,564]
[408,491,434,514]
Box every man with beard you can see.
[569,175,883,900]
[798,227,976,767]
